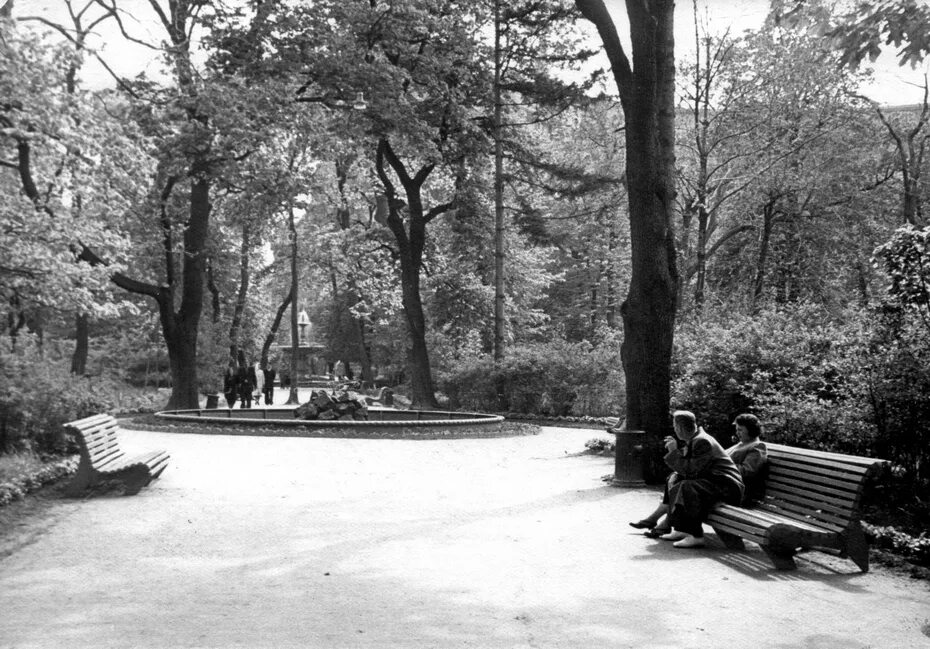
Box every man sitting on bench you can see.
[632,410,745,548]
[631,413,767,540]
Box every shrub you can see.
[672,303,871,450]
[863,523,930,567]
[0,453,78,507]
[439,336,624,417]
[584,437,615,454]
[0,336,150,454]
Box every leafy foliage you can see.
[874,225,930,310]
[440,334,623,417]
[0,335,163,454]
[828,0,930,69]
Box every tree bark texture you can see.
[577,0,679,481]
[261,290,292,369]
[70,313,88,375]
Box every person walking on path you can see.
[238,361,255,409]
[263,363,276,405]
[223,363,238,408]
[253,361,265,406]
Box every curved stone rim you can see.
[154,407,505,428]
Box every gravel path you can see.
[1,426,928,648]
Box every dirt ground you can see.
[1,425,928,649]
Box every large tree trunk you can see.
[286,206,300,405]
[493,0,506,361]
[354,314,373,384]
[398,252,438,408]
[578,0,678,482]
[163,174,211,410]
[375,138,452,410]
[752,196,777,310]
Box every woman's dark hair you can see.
[734,413,762,439]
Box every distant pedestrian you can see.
[223,363,238,408]
[263,363,276,405]
[253,361,264,405]
[334,360,346,381]
[238,362,255,409]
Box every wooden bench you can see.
[64,414,170,496]
[707,443,886,571]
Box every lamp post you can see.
[286,207,300,405]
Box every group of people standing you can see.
[223,360,277,408]
[629,410,768,549]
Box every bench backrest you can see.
[65,414,125,468]
[761,443,885,533]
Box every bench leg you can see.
[63,463,95,498]
[712,528,745,551]
[844,524,870,573]
[761,544,798,570]
[121,467,153,496]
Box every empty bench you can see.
[64,414,170,496]
[707,443,886,571]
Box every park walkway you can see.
[0,424,928,648]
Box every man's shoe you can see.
[672,534,706,548]
[658,530,688,541]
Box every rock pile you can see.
[294,389,369,421]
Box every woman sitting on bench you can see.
[629,411,762,548]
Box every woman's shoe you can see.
[643,525,671,539]
[629,519,656,530]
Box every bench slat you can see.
[752,502,848,533]
[69,419,119,435]
[86,435,120,453]
[764,492,856,523]
[66,414,113,429]
[769,456,874,482]
[766,469,863,499]
[758,499,855,528]
[766,443,885,468]
[711,504,832,534]
[707,520,770,545]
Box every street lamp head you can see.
[352,91,368,111]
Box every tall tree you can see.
[89,0,280,409]
[489,0,597,360]
[575,0,678,480]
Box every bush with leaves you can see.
[439,335,624,417]
[672,303,872,451]
[0,336,117,453]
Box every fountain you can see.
[153,405,507,439]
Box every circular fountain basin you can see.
[153,406,508,439]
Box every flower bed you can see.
[0,456,78,507]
